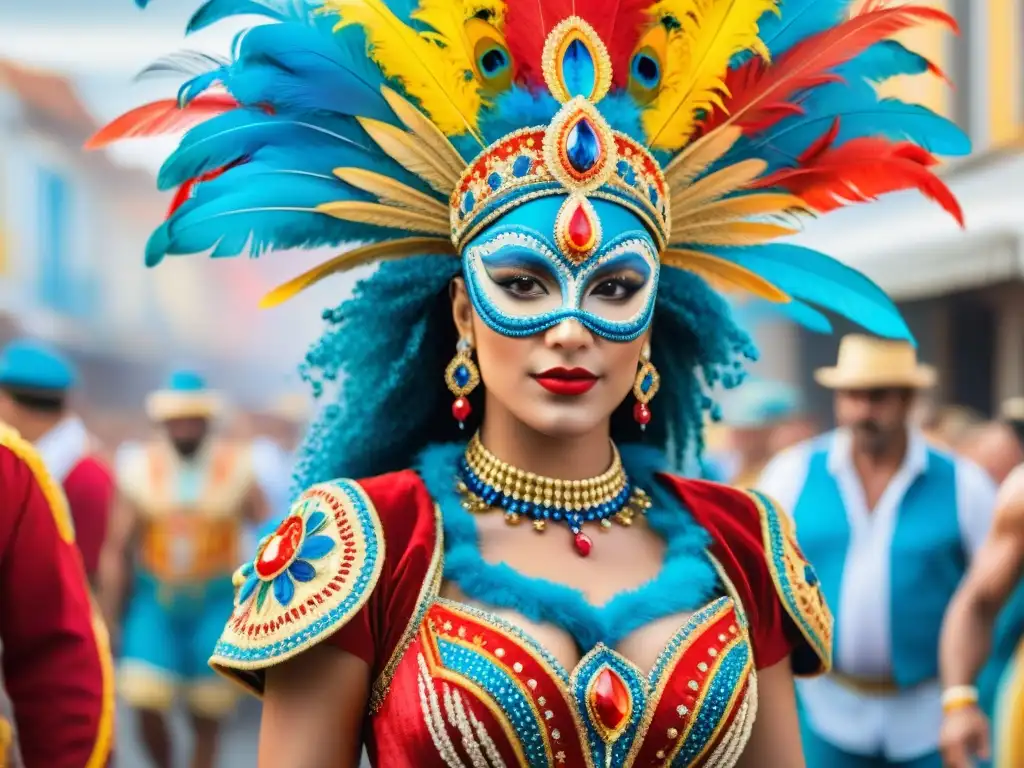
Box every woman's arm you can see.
[259,643,371,768]
[735,658,805,768]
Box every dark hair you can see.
[1,386,66,414]
[291,254,756,494]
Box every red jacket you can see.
[0,426,114,768]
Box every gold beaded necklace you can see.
[455,432,651,557]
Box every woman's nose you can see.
[544,317,594,351]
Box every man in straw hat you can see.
[758,334,998,768]
[98,369,266,768]
[0,339,114,584]
[939,398,1024,768]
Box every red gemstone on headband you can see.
[574,532,593,557]
[567,204,595,252]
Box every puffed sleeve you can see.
[209,469,441,697]
[666,476,832,676]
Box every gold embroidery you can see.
[0,424,74,543]
[0,716,11,768]
[370,503,444,714]
[745,490,834,675]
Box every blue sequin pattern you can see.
[435,638,552,767]
[210,479,384,668]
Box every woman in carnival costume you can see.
[99,0,968,764]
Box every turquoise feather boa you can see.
[416,442,720,651]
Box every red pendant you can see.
[452,397,472,424]
[255,515,304,579]
[567,204,595,252]
[591,667,631,735]
[574,532,593,557]
[633,402,651,426]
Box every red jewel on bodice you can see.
[255,514,304,579]
[591,667,631,735]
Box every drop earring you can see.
[632,344,660,430]
[445,338,480,429]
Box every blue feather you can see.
[757,0,856,57]
[178,69,227,106]
[742,86,970,170]
[710,244,914,342]
[151,174,388,264]
[158,109,379,190]
[844,40,934,83]
[186,0,318,35]
[735,298,834,334]
[229,23,393,122]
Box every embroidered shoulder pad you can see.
[745,489,833,676]
[0,423,75,544]
[209,479,385,680]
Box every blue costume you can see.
[116,370,256,719]
[0,339,76,393]
[99,0,968,763]
[760,426,997,767]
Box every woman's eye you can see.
[496,274,548,298]
[590,277,641,300]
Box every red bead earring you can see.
[632,345,660,430]
[445,338,480,429]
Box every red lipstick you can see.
[532,367,599,396]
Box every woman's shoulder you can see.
[658,474,833,675]
[208,469,441,694]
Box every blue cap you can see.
[0,339,77,392]
[165,369,208,393]
[723,379,802,429]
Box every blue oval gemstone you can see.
[454,365,470,387]
[487,172,502,191]
[512,155,532,177]
[562,38,597,98]
[565,118,601,174]
[461,190,475,214]
[641,371,653,394]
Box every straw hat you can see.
[814,334,936,390]
[145,369,223,422]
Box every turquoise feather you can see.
[157,110,380,191]
[755,0,855,57]
[733,298,834,335]
[709,244,915,342]
[186,0,319,35]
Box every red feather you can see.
[166,158,248,219]
[85,93,239,149]
[504,0,650,87]
[698,4,957,136]
[753,120,963,226]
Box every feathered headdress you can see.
[93,0,969,340]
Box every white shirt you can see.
[757,428,997,759]
[35,416,91,484]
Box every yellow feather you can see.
[644,0,778,150]
[670,158,767,211]
[324,0,484,142]
[358,118,459,194]
[670,220,798,246]
[380,88,467,182]
[411,0,507,83]
[317,200,452,235]
[334,168,450,217]
[260,237,456,308]
[670,192,807,240]
[663,125,742,194]
[663,248,789,302]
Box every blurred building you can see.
[0,59,329,417]
[754,0,1024,425]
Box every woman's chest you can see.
[369,598,757,768]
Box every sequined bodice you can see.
[394,595,756,768]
